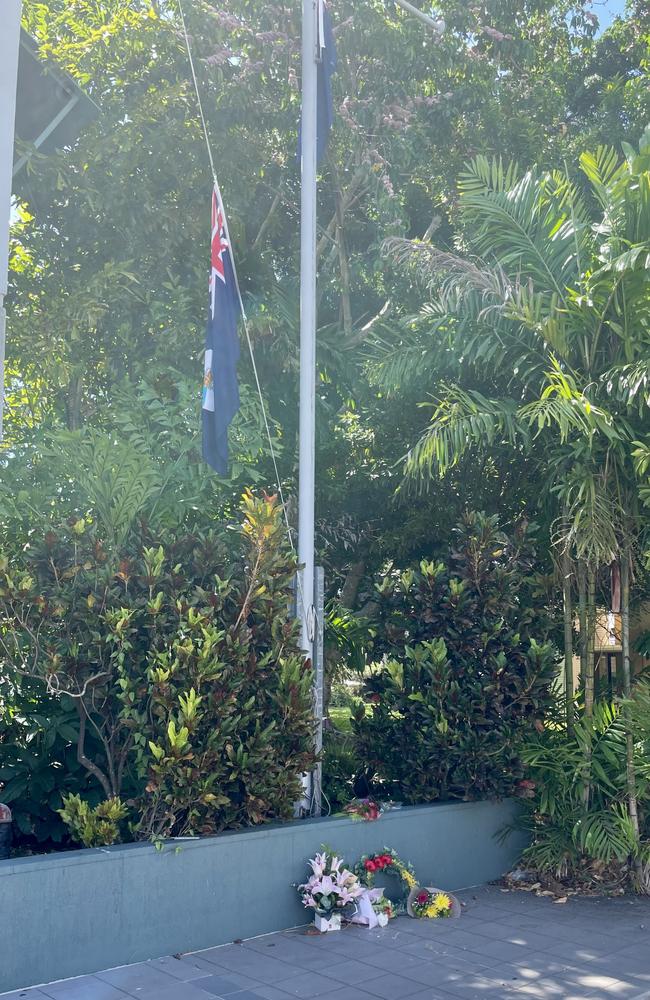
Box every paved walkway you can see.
[4,885,650,999]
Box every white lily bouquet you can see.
[298,850,365,932]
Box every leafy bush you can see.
[0,493,316,843]
[58,793,128,848]
[0,676,103,848]
[352,513,557,803]
[517,694,650,880]
[329,683,361,711]
[322,727,367,813]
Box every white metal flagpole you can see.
[299,0,318,666]
[0,1,23,440]
[298,0,319,811]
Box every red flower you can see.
[416,892,428,905]
[365,859,376,872]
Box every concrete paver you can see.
[4,886,650,999]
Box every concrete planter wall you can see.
[0,798,525,993]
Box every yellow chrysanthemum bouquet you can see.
[410,888,454,919]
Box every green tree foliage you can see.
[6,0,650,590]
[0,493,316,842]
[4,0,650,854]
[388,134,650,553]
[352,513,557,802]
[387,134,650,706]
[516,695,650,883]
[385,129,650,883]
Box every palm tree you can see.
[384,129,650,877]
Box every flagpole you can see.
[299,0,317,663]
[0,1,22,441]
[299,0,318,808]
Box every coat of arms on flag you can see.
[201,185,241,475]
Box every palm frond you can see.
[580,145,629,213]
[521,823,578,879]
[404,387,528,481]
[366,312,447,394]
[621,679,650,741]
[52,430,161,548]
[503,285,570,357]
[603,361,650,414]
[519,363,620,445]
[384,239,512,309]
[458,161,588,300]
[457,155,521,195]
[573,804,637,863]
[553,471,623,565]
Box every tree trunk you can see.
[66,375,83,431]
[316,166,367,262]
[578,561,588,688]
[584,566,596,719]
[581,565,597,808]
[323,661,334,718]
[340,560,365,611]
[252,191,282,250]
[334,187,353,334]
[562,547,574,734]
[621,555,643,888]
[76,704,113,799]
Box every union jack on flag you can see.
[202,185,241,475]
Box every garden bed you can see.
[0,798,525,993]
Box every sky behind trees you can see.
[597,0,629,27]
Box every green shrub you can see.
[322,727,366,813]
[0,676,103,848]
[58,793,128,848]
[516,695,650,880]
[352,512,557,803]
[0,493,316,841]
[329,683,361,711]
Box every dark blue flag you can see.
[298,0,337,165]
[316,0,337,163]
[202,186,241,475]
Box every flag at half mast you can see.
[202,185,241,475]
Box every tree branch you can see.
[334,185,353,334]
[252,191,282,250]
[77,704,113,799]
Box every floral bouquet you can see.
[407,887,460,919]
[298,851,364,931]
[353,848,417,915]
[355,848,417,891]
[343,797,382,822]
[411,889,453,918]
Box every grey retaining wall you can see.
[0,799,526,992]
